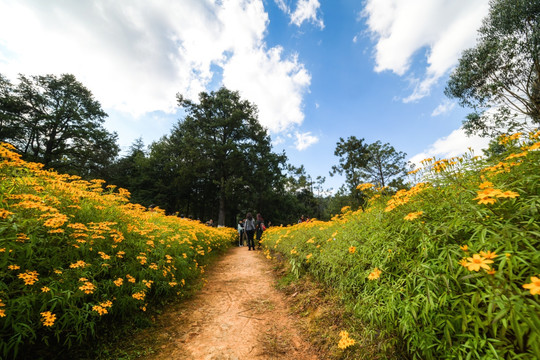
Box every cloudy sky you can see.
[0,0,492,191]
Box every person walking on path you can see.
[237,220,244,247]
[255,213,265,250]
[244,213,256,250]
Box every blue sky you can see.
[0,0,492,192]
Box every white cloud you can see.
[362,0,490,101]
[222,46,310,133]
[431,99,455,117]
[295,131,319,151]
[0,0,310,134]
[408,127,490,167]
[274,0,324,29]
[290,0,324,29]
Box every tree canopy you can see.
[0,73,119,178]
[445,0,540,136]
[331,137,408,209]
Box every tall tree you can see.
[445,0,540,136]
[360,141,408,189]
[160,87,285,226]
[331,137,408,209]
[330,136,370,209]
[330,136,369,191]
[0,73,119,178]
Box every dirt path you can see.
[141,247,319,360]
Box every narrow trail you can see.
[141,246,319,360]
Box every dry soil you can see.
[140,246,319,360]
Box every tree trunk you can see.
[218,177,226,226]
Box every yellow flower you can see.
[306,253,313,259]
[98,251,110,260]
[464,254,493,272]
[368,268,381,280]
[356,183,374,191]
[403,211,423,221]
[479,250,497,259]
[41,286,51,293]
[113,278,123,287]
[8,264,20,270]
[478,181,494,189]
[522,276,540,295]
[126,274,136,283]
[0,209,14,219]
[495,191,519,199]
[69,260,89,269]
[18,270,39,285]
[0,299,6,317]
[338,330,356,349]
[348,246,356,254]
[92,305,108,316]
[132,291,146,300]
[460,245,468,251]
[79,281,96,294]
[41,311,56,326]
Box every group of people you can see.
[237,213,268,250]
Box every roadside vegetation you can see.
[262,132,540,359]
[0,143,236,358]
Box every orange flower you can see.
[338,330,356,349]
[18,270,39,285]
[522,276,540,295]
[41,311,56,326]
[79,281,96,294]
[348,246,356,254]
[368,268,382,280]
[460,245,469,251]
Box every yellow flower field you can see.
[0,143,236,357]
[261,132,540,359]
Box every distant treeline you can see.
[0,74,414,226]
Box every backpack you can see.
[245,219,255,231]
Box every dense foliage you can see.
[261,132,540,359]
[331,136,409,210]
[445,0,540,136]
[0,143,236,358]
[0,73,119,179]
